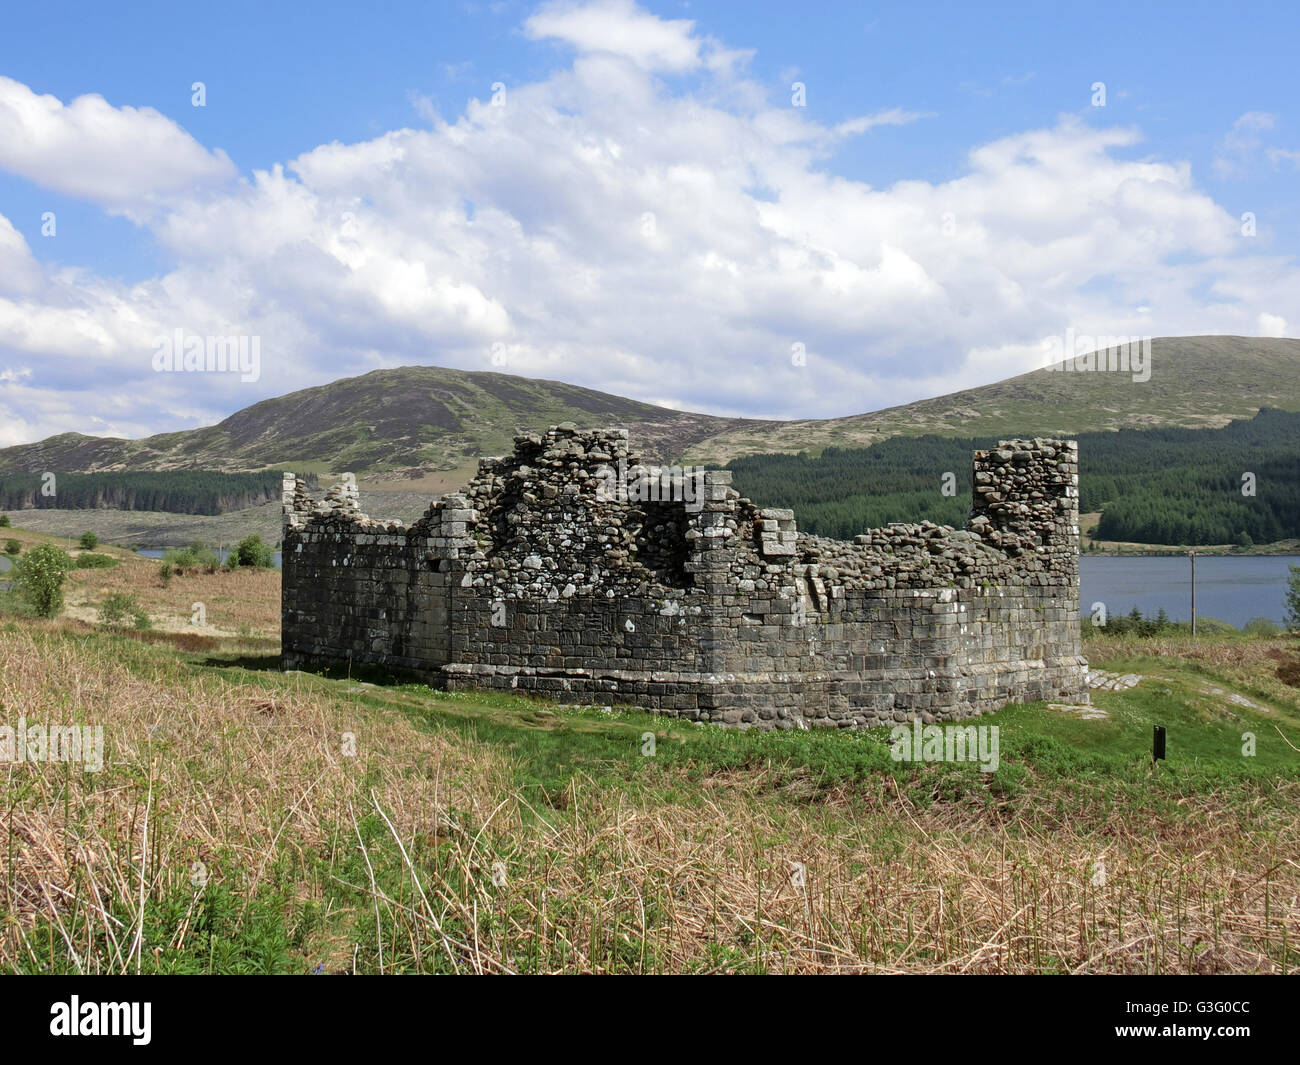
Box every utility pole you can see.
[1189,549,1197,636]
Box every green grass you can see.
[197,643,1300,815]
[16,621,1299,813]
[12,877,310,975]
[7,621,1298,974]
[0,589,38,618]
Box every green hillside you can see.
[0,366,756,477]
[1,336,1297,484]
[685,336,1300,464]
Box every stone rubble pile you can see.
[768,437,1080,592]
[459,424,702,601]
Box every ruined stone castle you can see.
[281,426,1089,729]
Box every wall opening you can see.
[631,500,693,588]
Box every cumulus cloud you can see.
[0,1,1296,447]
[0,214,44,298]
[0,76,236,213]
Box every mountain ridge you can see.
[3,335,1298,477]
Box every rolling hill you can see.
[686,335,1300,464]
[0,367,758,478]
[2,336,1298,480]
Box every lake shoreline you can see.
[1086,544,1300,558]
[1080,554,1300,629]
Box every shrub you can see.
[1286,564,1300,632]
[72,552,119,569]
[4,539,19,556]
[0,513,9,527]
[162,543,221,574]
[1243,616,1281,637]
[78,531,99,550]
[159,561,173,587]
[1086,604,1181,638]
[231,533,275,569]
[13,544,72,617]
[98,592,140,627]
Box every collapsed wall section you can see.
[440,426,729,709]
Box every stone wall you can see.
[281,426,1088,729]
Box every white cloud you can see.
[0,214,44,297]
[830,108,934,140]
[1258,312,1287,337]
[0,3,1298,447]
[525,0,703,72]
[0,76,235,213]
[1213,111,1289,178]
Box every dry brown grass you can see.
[62,553,280,638]
[3,523,281,637]
[0,624,512,972]
[472,776,1299,974]
[3,622,1297,973]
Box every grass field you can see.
[1,526,1297,974]
[0,524,279,637]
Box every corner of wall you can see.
[968,438,1079,566]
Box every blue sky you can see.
[1,0,1298,445]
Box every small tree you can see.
[78,531,99,550]
[98,592,137,627]
[14,544,72,617]
[1235,530,1253,551]
[232,534,275,568]
[0,513,10,527]
[163,543,220,574]
[1286,564,1300,632]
